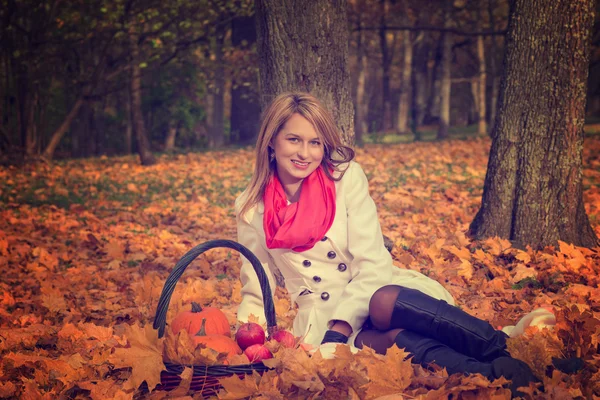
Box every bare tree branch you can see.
[355,25,507,37]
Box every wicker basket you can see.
[153,239,277,396]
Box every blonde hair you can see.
[238,92,355,219]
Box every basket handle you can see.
[153,239,277,338]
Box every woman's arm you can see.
[326,162,394,335]
[235,198,277,325]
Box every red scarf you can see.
[263,166,336,252]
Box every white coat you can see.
[235,161,455,347]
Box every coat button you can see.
[337,263,347,272]
[313,276,321,282]
[303,260,311,267]
[321,236,327,242]
[321,292,330,301]
[327,251,336,259]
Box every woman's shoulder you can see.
[235,188,263,224]
[234,189,249,213]
[334,160,364,182]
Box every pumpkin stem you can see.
[191,302,203,313]
[195,318,207,337]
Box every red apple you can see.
[272,330,296,348]
[244,344,273,363]
[235,322,265,350]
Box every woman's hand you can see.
[329,320,352,337]
[321,330,349,345]
[309,342,360,359]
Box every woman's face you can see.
[272,113,325,188]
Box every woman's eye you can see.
[288,138,299,143]
[310,141,321,146]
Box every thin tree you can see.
[231,15,260,146]
[255,0,354,145]
[436,3,452,140]
[128,27,156,166]
[469,0,598,249]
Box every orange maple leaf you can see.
[108,323,166,392]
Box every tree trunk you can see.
[469,0,598,249]
[231,15,260,146]
[25,90,38,156]
[255,0,354,145]
[411,33,427,140]
[379,0,391,133]
[436,29,452,140]
[423,36,441,126]
[210,23,226,149]
[124,87,133,154]
[128,29,155,166]
[42,96,84,159]
[487,0,500,131]
[164,122,177,151]
[397,31,412,134]
[354,11,367,146]
[476,35,487,135]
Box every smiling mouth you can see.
[292,160,309,166]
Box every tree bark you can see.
[397,30,412,134]
[379,0,391,133]
[354,9,367,146]
[255,0,354,145]
[164,122,177,151]
[436,29,452,140]
[210,23,226,148]
[128,29,156,166]
[487,0,500,132]
[25,90,38,156]
[469,0,598,249]
[42,96,84,159]
[124,87,133,154]
[411,32,427,140]
[476,35,487,135]
[231,15,260,146]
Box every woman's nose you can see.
[297,144,309,159]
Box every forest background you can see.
[2,0,599,160]
[1,0,600,399]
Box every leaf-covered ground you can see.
[1,137,599,399]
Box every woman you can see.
[235,92,550,397]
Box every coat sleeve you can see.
[328,162,394,334]
[235,197,277,326]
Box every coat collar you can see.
[240,201,264,225]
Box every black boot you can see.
[491,357,542,397]
[390,286,510,362]
[395,330,540,398]
[395,329,494,376]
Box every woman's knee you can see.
[369,285,402,331]
[354,328,403,355]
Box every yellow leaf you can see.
[57,323,85,342]
[515,250,531,264]
[108,323,166,392]
[445,245,471,260]
[0,381,16,398]
[218,370,261,399]
[511,264,536,283]
[34,247,59,269]
[457,259,474,280]
[169,367,193,397]
[106,240,125,261]
[360,345,413,399]
[0,237,8,256]
[40,282,67,313]
[80,323,114,341]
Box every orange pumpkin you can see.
[171,302,231,337]
[193,319,242,362]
